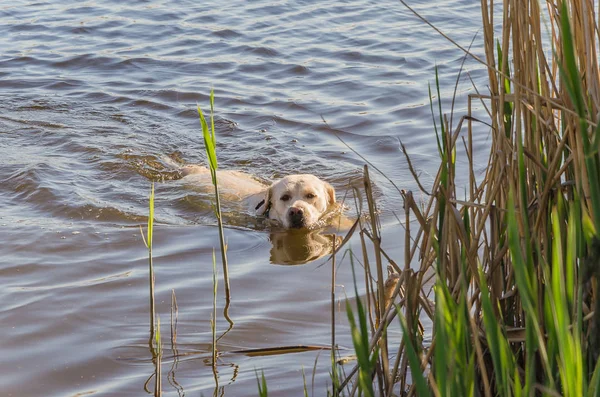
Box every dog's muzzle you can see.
[288,207,305,228]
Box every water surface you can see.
[0,1,489,395]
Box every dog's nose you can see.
[288,207,304,228]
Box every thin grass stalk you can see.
[311,354,319,397]
[363,165,390,389]
[211,249,218,368]
[347,247,379,397]
[302,367,309,397]
[143,183,157,347]
[342,279,415,396]
[479,266,517,395]
[358,232,377,334]
[386,276,409,396]
[397,307,430,397]
[170,289,178,349]
[405,189,411,272]
[331,236,339,396]
[339,272,406,392]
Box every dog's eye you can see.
[306,193,316,199]
[280,194,291,201]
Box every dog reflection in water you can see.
[168,161,351,263]
[269,229,343,265]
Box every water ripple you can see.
[0,0,489,395]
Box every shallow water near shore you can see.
[1,1,491,395]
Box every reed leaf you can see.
[346,252,377,397]
[558,2,600,230]
[496,40,513,137]
[397,308,430,397]
[147,182,154,249]
[478,267,516,396]
[256,370,268,397]
[198,101,218,176]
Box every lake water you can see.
[0,0,491,396]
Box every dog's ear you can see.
[325,182,336,205]
[254,187,272,215]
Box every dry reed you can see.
[335,0,600,395]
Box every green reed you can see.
[141,183,163,396]
[256,370,268,397]
[346,251,377,397]
[142,183,156,342]
[197,90,231,303]
[302,367,309,397]
[329,2,600,395]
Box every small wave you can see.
[51,54,119,70]
[62,204,148,224]
[212,28,242,39]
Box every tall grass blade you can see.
[346,251,376,397]
[198,105,218,174]
[302,367,309,397]
[256,370,268,397]
[478,268,515,396]
[397,307,430,397]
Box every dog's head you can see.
[256,174,335,229]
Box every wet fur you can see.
[181,165,336,229]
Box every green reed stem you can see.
[211,249,218,370]
[198,90,233,321]
[144,183,157,346]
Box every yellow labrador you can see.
[180,165,337,229]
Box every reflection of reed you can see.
[167,290,184,397]
[153,319,163,396]
[143,316,163,396]
[210,361,238,396]
[210,249,218,391]
[330,235,339,396]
